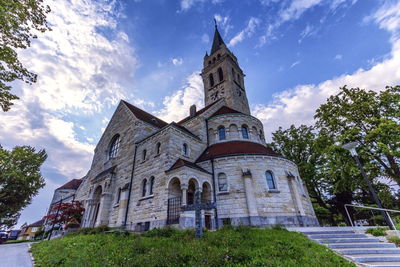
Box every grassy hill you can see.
[31,226,355,267]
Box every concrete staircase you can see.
[289,227,400,267]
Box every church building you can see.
[62,26,318,231]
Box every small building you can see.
[18,218,45,240]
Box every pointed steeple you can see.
[211,20,225,54]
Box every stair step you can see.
[309,234,366,239]
[301,230,355,235]
[329,243,396,249]
[318,238,380,243]
[355,257,400,263]
[339,249,400,255]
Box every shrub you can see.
[366,227,388,236]
[388,236,400,247]
[66,225,110,236]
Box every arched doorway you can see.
[167,178,182,225]
[202,182,213,230]
[91,186,102,227]
[187,178,199,205]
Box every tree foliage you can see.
[0,145,47,229]
[0,0,50,111]
[270,85,400,225]
[315,85,400,184]
[45,201,85,229]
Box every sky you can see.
[1,0,400,227]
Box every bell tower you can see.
[201,23,250,114]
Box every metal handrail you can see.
[344,204,399,234]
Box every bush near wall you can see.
[31,227,355,267]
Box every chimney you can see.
[190,104,197,117]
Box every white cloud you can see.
[179,0,222,12]
[172,57,184,66]
[290,60,301,68]
[280,0,323,22]
[229,17,261,47]
[298,24,316,43]
[157,71,204,122]
[214,14,233,37]
[0,0,142,227]
[335,54,343,60]
[202,33,210,44]
[253,1,400,140]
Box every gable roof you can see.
[166,158,210,174]
[57,179,82,190]
[177,99,222,125]
[28,218,45,228]
[122,100,168,128]
[210,106,243,117]
[196,141,281,162]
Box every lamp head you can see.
[342,141,359,156]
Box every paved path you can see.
[0,242,34,267]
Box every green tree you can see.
[0,0,50,111]
[0,145,47,229]
[315,86,400,185]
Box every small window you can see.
[218,126,226,140]
[142,149,147,161]
[156,142,161,154]
[208,60,211,65]
[116,188,121,203]
[265,171,276,190]
[218,67,224,82]
[241,125,249,139]
[108,134,121,159]
[183,143,188,156]
[209,73,214,87]
[218,173,228,192]
[149,176,155,195]
[142,179,147,197]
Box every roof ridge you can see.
[122,100,168,128]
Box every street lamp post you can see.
[342,141,395,230]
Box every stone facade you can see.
[58,26,318,231]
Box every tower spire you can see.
[211,19,225,54]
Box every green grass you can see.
[31,226,355,267]
[388,236,400,247]
[365,227,388,236]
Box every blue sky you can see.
[1,0,400,227]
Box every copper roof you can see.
[196,141,281,162]
[166,158,210,174]
[57,179,82,190]
[177,100,221,125]
[122,100,168,128]
[210,106,242,117]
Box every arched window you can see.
[218,173,228,192]
[241,125,249,139]
[208,60,211,65]
[209,73,214,87]
[142,149,147,161]
[218,126,226,140]
[149,176,155,195]
[265,171,276,190]
[217,54,221,60]
[156,142,161,154]
[232,68,236,81]
[183,143,188,156]
[108,134,121,159]
[116,188,121,203]
[218,67,224,82]
[142,179,147,197]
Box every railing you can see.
[344,204,400,235]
